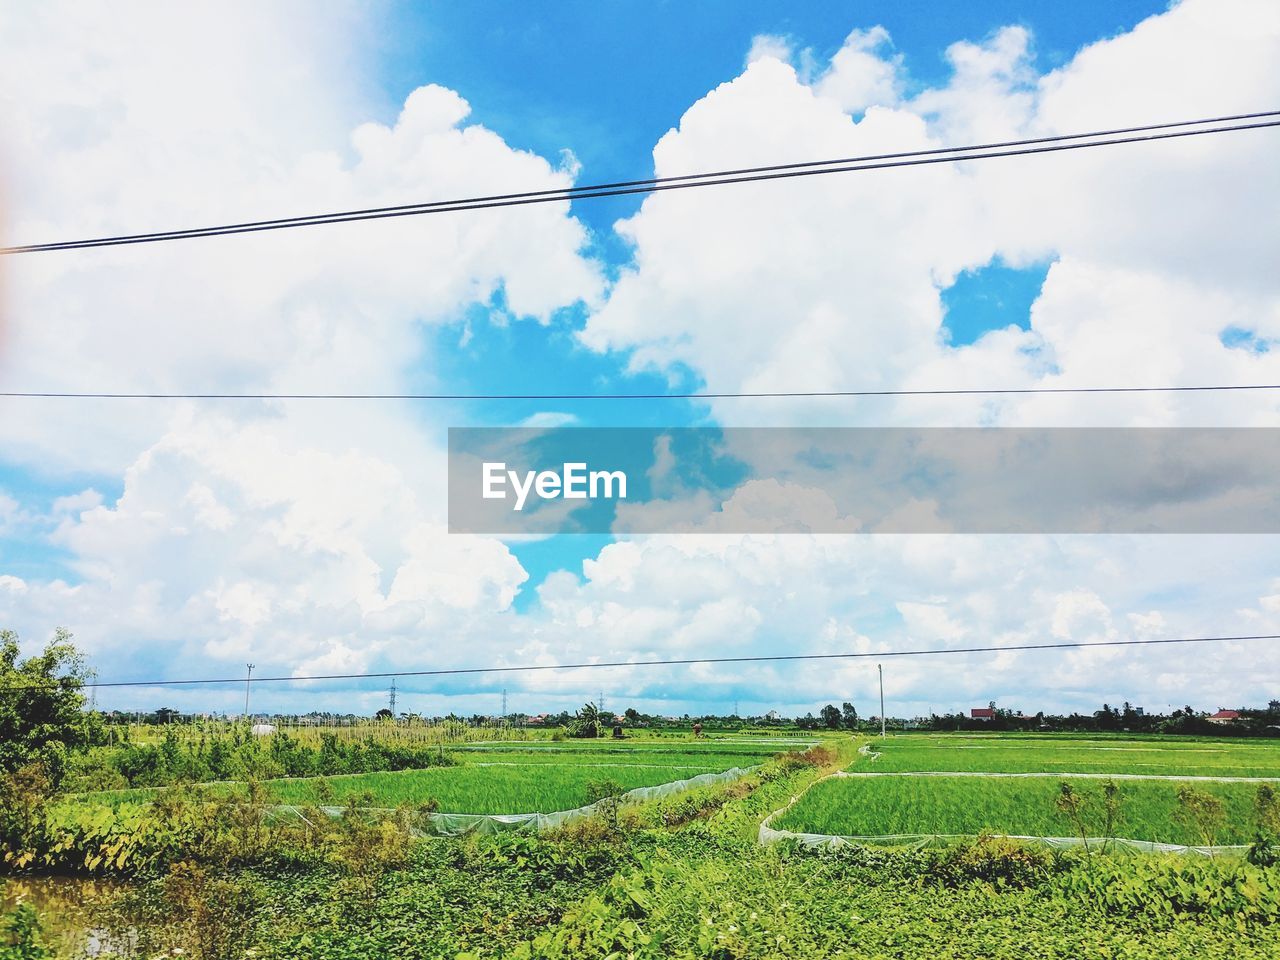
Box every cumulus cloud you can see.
[564,0,1280,713]
[581,0,1280,430]
[0,0,599,706]
[3,0,1280,716]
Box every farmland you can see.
[774,774,1266,844]
[773,733,1280,846]
[265,740,790,812]
[82,737,799,813]
[854,733,1280,777]
[8,732,1280,959]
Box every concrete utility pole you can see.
[244,663,255,719]
[878,663,886,739]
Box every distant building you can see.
[971,708,995,720]
[1208,709,1241,724]
[526,714,548,726]
[765,710,781,721]
[250,723,277,736]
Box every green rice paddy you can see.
[86,736,806,814]
[775,774,1264,845]
[263,761,743,813]
[857,734,1280,777]
[774,733,1280,845]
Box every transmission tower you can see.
[389,678,397,716]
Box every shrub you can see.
[0,902,51,960]
[935,834,1059,888]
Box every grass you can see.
[83,737,793,813]
[260,761,755,813]
[859,733,1280,777]
[775,773,1267,845]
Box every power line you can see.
[2,383,1280,402]
[2,632,1273,693]
[2,111,1277,255]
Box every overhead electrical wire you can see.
[2,111,1278,255]
[1,633,1274,693]
[2,383,1280,401]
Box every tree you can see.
[0,628,95,787]
[568,702,603,739]
[841,702,858,730]
[375,708,393,721]
[820,704,841,729]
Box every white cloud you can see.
[746,34,794,68]
[0,1,599,699]
[558,0,1280,710]
[581,0,1280,430]
[815,27,902,114]
[4,0,1280,717]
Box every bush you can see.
[0,902,51,960]
[935,834,1060,888]
[1059,855,1280,923]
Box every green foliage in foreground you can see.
[10,740,1280,959]
[506,842,1280,960]
[777,774,1268,845]
[0,902,52,960]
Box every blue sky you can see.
[3,0,1279,718]
[1,0,1164,594]
[381,1,1153,600]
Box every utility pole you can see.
[244,663,255,719]
[389,678,397,717]
[878,663,886,739]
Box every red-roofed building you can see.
[971,707,995,720]
[1208,709,1241,724]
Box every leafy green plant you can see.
[0,903,50,960]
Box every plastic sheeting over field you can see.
[267,765,759,837]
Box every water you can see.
[2,875,128,958]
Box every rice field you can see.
[771,733,1280,846]
[262,761,747,813]
[857,734,1280,778]
[775,774,1266,846]
[87,736,807,814]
